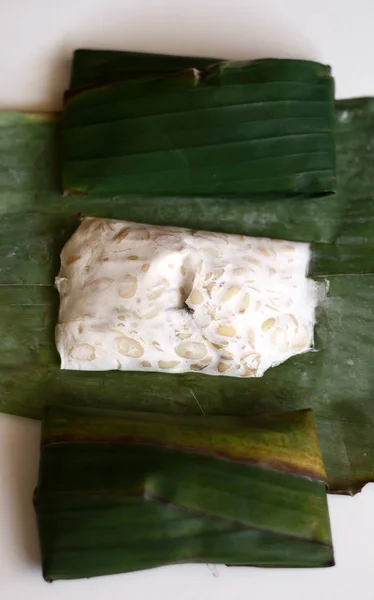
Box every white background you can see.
[1,0,374,598]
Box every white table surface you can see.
[1,1,374,598]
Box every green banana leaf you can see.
[1,97,374,494]
[62,59,335,197]
[69,48,222,90]
[34,406,333,579]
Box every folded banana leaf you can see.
[62,58,335,197]
[34,405,333,579]
[69,48,222,91]
[1,96,374,494]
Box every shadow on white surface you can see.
[0,415,41,570]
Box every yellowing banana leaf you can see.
[34,406,333,580]
[1,98,374,494]
[62,59,335,197]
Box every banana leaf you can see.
[62,59,335,197]
[34,405,333,580]
[69,48,222,91]
[1,99,374,494]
